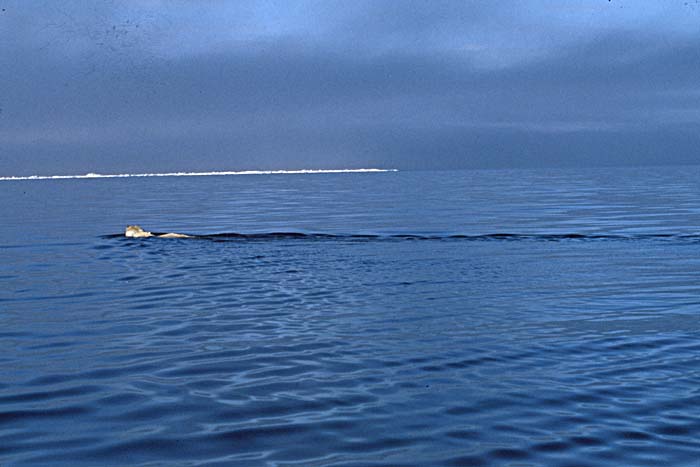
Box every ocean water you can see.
[2,166,700,466]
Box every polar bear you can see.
[125,225,191,239]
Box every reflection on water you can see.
[2,167,700,466]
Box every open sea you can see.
[2,166,700,466]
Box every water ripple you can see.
[3,167,700,465]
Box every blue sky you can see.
[1,1,700,175]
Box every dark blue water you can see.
[2,167,700,466]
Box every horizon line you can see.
[0,168,398,181]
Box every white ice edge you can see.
[0,168,398,181]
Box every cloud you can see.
[1,1,700,174]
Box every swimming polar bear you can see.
[125,225,191,239]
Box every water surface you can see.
[2,166,700,466]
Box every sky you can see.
[1,0,700,175]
